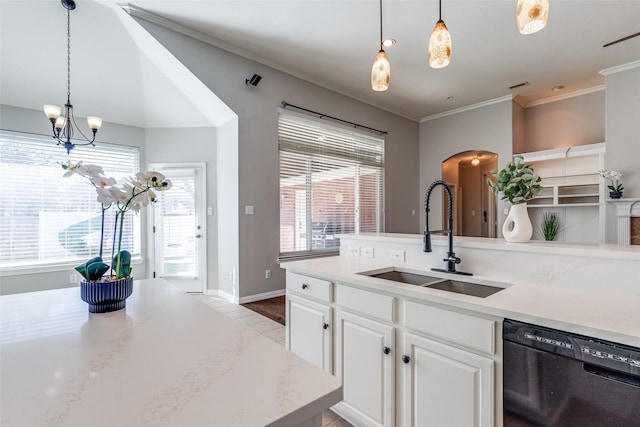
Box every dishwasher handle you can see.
[584,362,640,388]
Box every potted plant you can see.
[63,161,172,312]
[540,212,562,241]
[599,170,624,199]
[487,155,542,242]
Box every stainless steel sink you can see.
[358,267,506,298]
[424,280,504,298]
[364,270,443,286]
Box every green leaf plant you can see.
[487,155,543,204]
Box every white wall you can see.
[0,105,146,295]
[135,19,421,300]
[419,99,514,238]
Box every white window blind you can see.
[278,111,384,258]
[0,130,140,270]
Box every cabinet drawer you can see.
[336,284,395,323]
[286,272,332,302]
[404,300,495,354]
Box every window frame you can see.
[0,129,142,275]
[278,110,385,260]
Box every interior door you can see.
[150,163,206,293]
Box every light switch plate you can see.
[245,205,255,215]
[349,246,361,256]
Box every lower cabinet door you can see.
[286,294,332,373]
[402,333,494,427]
[335,310,395,427]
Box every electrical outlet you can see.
[349,246,361,256]
[265,269,272,279]
[69,273,78,284]
[389,249,405,263]
[361,247,374,258]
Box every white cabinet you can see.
[402,332,494,427]
[334,310,395,427]
[287,294,332,372]
[521,143,606,243]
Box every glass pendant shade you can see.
[371,49,391,91]
[44,105,62,120]
[87,116,103,131]
[428,20,452,69]
[517,0,549,35]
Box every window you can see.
[0,130,140,271]
[278,111,385,258]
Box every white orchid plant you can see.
[63,161,172,282]
[599,170,623,193]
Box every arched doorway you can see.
[442,150,498,237]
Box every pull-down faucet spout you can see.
[424,180,472,276]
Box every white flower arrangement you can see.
[63,161,172,281]
[598,170,623,192]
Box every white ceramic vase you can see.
[503,202,532,243]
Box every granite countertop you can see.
[0,279,342,427]
[281,256,640,348]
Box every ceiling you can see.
[1,0,639,126]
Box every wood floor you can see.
[241,296,286,325]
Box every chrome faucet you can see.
[424,180,472,276]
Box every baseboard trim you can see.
[204,289,238,304]
[239,289,285,304]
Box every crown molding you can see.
[600,60,640,76]
[420,95,514,122]
[524,85,605,108]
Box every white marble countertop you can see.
[0,279,342,427]
[281,256,640,348]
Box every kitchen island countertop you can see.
[0,279,342,427]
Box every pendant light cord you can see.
[379,0,383,48]
[67,6,71,105]
[439,0,442,21]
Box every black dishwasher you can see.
[503,319,640,426]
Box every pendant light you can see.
[371,0,390,91]
[428,0,452,69]
[44,0,102,154]
[517,0,549,35]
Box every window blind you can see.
[0,130,140,270]
[278,111,384,258]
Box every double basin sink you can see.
[357,267,507,298]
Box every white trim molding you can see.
[600,60,640,76]
[608,198,640,245]
[420,95,514,122]
[523,85,605,108]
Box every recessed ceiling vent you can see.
[509,81,530,90]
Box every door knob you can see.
[195,234,202,238]
[383,346,391,355]
[302,283,308,289]
[402,355,411,364]
[323,322,329,330]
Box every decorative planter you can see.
[610,191,623,199]
[80,276,133,313]
[503,202,533,243]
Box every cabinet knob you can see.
[301,283,309,290]
[383,346,391,355]
[323,322,329,330]
[402,355,411,364]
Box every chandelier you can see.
[44,0,102,154]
